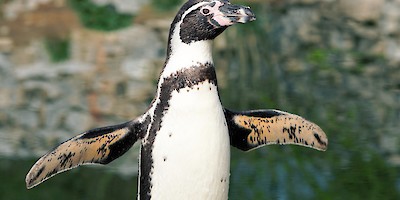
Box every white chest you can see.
[150,82,230,200]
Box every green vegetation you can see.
[151,0,182,11]
[44,37,70,63]
[68,0,134,31]
[305,47,385,75]
[306,48,332,70]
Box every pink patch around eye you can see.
[205,1,233,26]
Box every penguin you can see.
[26,0,328,199]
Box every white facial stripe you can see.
[180,1,210,22]
[170,1,210,49]
[162,1,216,78]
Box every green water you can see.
[1,150,399,200]
[0,159,137,200]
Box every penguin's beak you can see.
[210,2,256,27]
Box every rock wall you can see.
[0,1,166,177]
[251,0,400,163]
[0,0,399,172]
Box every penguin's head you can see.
[170,0,256,44]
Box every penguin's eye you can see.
[201,8,210,15]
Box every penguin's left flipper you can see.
[25,115,149,189]
[224,109,328,151]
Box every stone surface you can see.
[91,0,149,14]
[0,1,162,172]
[338,0,384,22]
[0,0,399,173]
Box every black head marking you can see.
[167,0,227,47]
[165,0,255,58]
[179,6,227,44]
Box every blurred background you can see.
[0,0,399,199]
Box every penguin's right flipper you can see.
[25,115,150,189]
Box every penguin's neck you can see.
[161,33,213,78]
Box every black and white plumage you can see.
[26,0,328,199]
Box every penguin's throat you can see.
[162,40,214,77]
